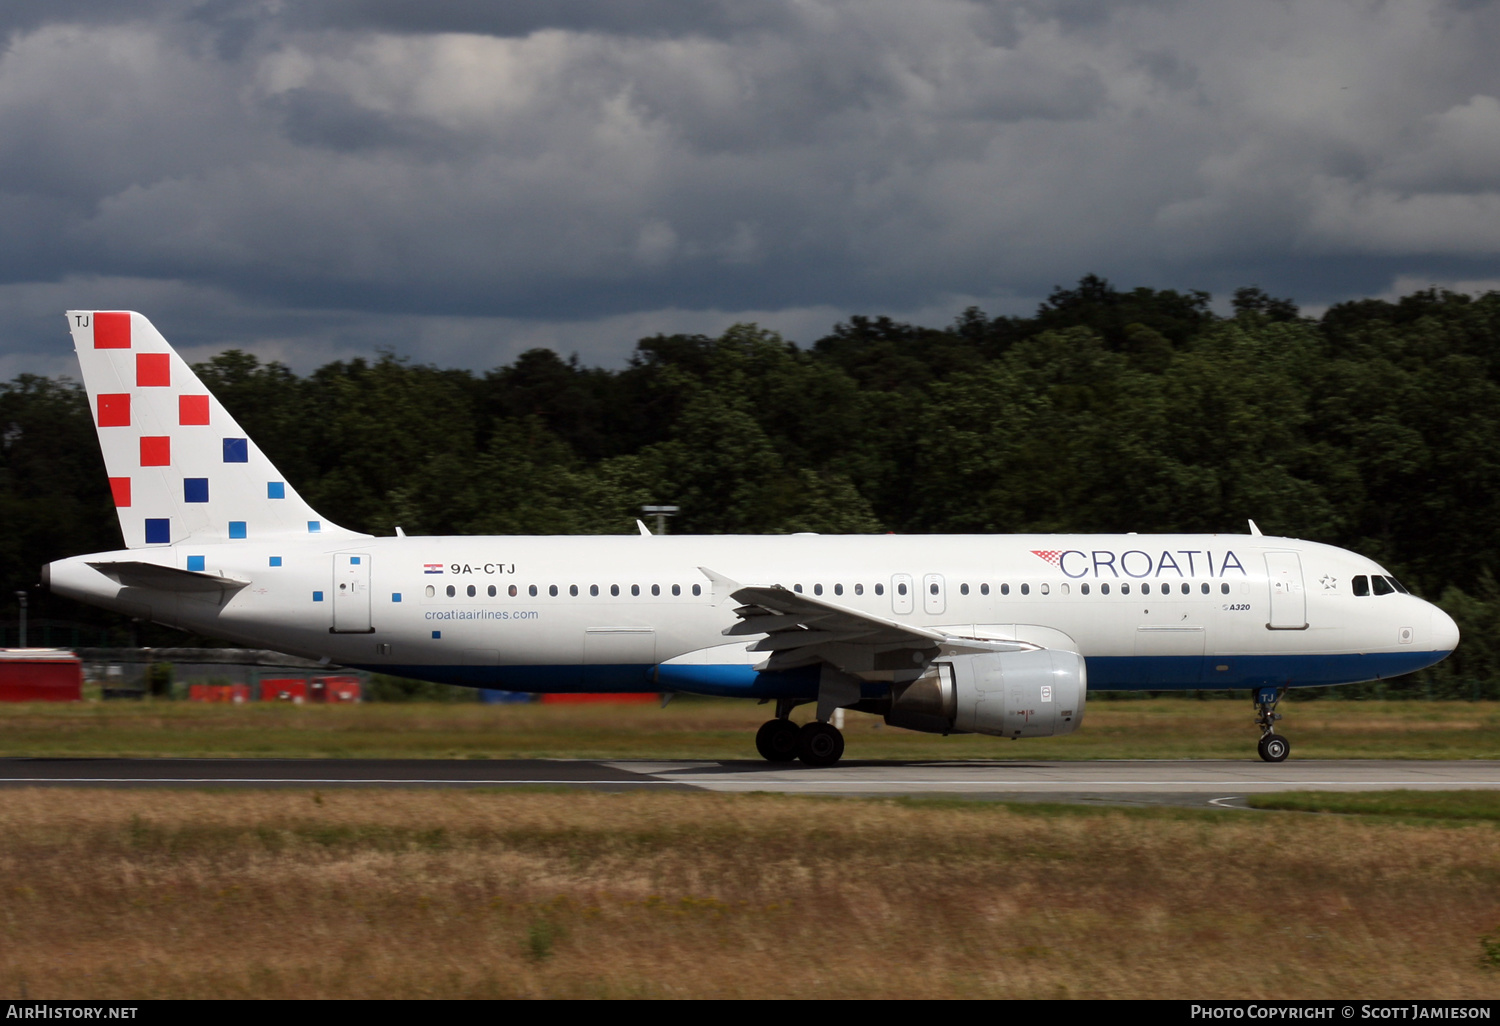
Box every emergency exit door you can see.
[1265,552,1307,630]
[332,553,374,633]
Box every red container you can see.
[189,684,251,703]
[540,693,658,704]
[0,649,83,702]
[314,675,361,703]
[260,678,308,703]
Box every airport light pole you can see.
[15,590,26,648]
[642,505,679,536]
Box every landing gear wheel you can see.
[797,721,845,767]
[1258,734,1290,763]
[1252,687,1290,762]
[755,719,800,763]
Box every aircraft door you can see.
[331,554,374,633]
[922,574,946,615]
[891,574,914,615]
[1265,552,1307,630]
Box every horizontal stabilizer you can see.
[87,560,248,593]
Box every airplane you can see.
[42,311,1460,765]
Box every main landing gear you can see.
[1253,687,1290,763]
[755,700,846,767]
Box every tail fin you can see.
[66,310,366,549]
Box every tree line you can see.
[4,275,1499,695]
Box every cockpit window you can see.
[1352,575,1369,597]
[1372,575,1394,596]
[1387,576,1410,595]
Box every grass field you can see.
[0,697,1497,760]
[1,788,1497,999]
[1247,790,1500,822]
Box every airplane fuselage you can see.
[46,532,1458,699]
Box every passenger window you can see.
[898,582,908,596]
[834,584,843,596]
[1221,583,1230,595]
[855,583,864,596]
[980,583,989,596]
[488,585,497,597]
[960,583,969,596]
[794,584,803,593]
[1020,583,1030,596]
[631,584,640,596]
[671,584,680,596]
[467,585,476,598]
[1372,575,1394,596]
[570,585,578,597]
[549,585,558,597]
[1121,583,1130,595]
[1061,583,1069,595]
[529,585,538,597]
[610,585,620,597]
[928,582,938,595]
[814,584,823,596]
[425,585,435,598]
[1081,583,1090,595]
[1200,582,1210,595]
[1181,583,1189,595]
[692,584,701,596]
[875,583,885,596]
[509,585,518,597]
[1101,583,1110,595]
[446,585,456,598]
[1000,584,1010,595]
[1141,583,1151,595]
[590,585,599,597]
[651,584,660,596]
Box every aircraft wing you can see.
[708,570,1033,678]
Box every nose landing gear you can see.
[1253,687,1290,762]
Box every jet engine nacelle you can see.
[883,649,1086,738]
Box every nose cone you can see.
[1429,606,1460,654]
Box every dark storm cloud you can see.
[0,0,1499,372]
[282,0,802,39]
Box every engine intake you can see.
[884,649,1086,738]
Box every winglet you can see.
[697,566,741,606]
[1248,519,1263,537]
[637,519,652,536]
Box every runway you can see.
[3,757,1498,806]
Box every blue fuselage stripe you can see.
[364,650,1449,698]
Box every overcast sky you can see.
[2,0,1498,376]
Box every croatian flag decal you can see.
[1031,550,1064,567]
[423,563,444,574]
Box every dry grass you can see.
[1,698,1497,760]
[1,789,1497,999]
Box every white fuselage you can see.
[46,531,1459,698]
